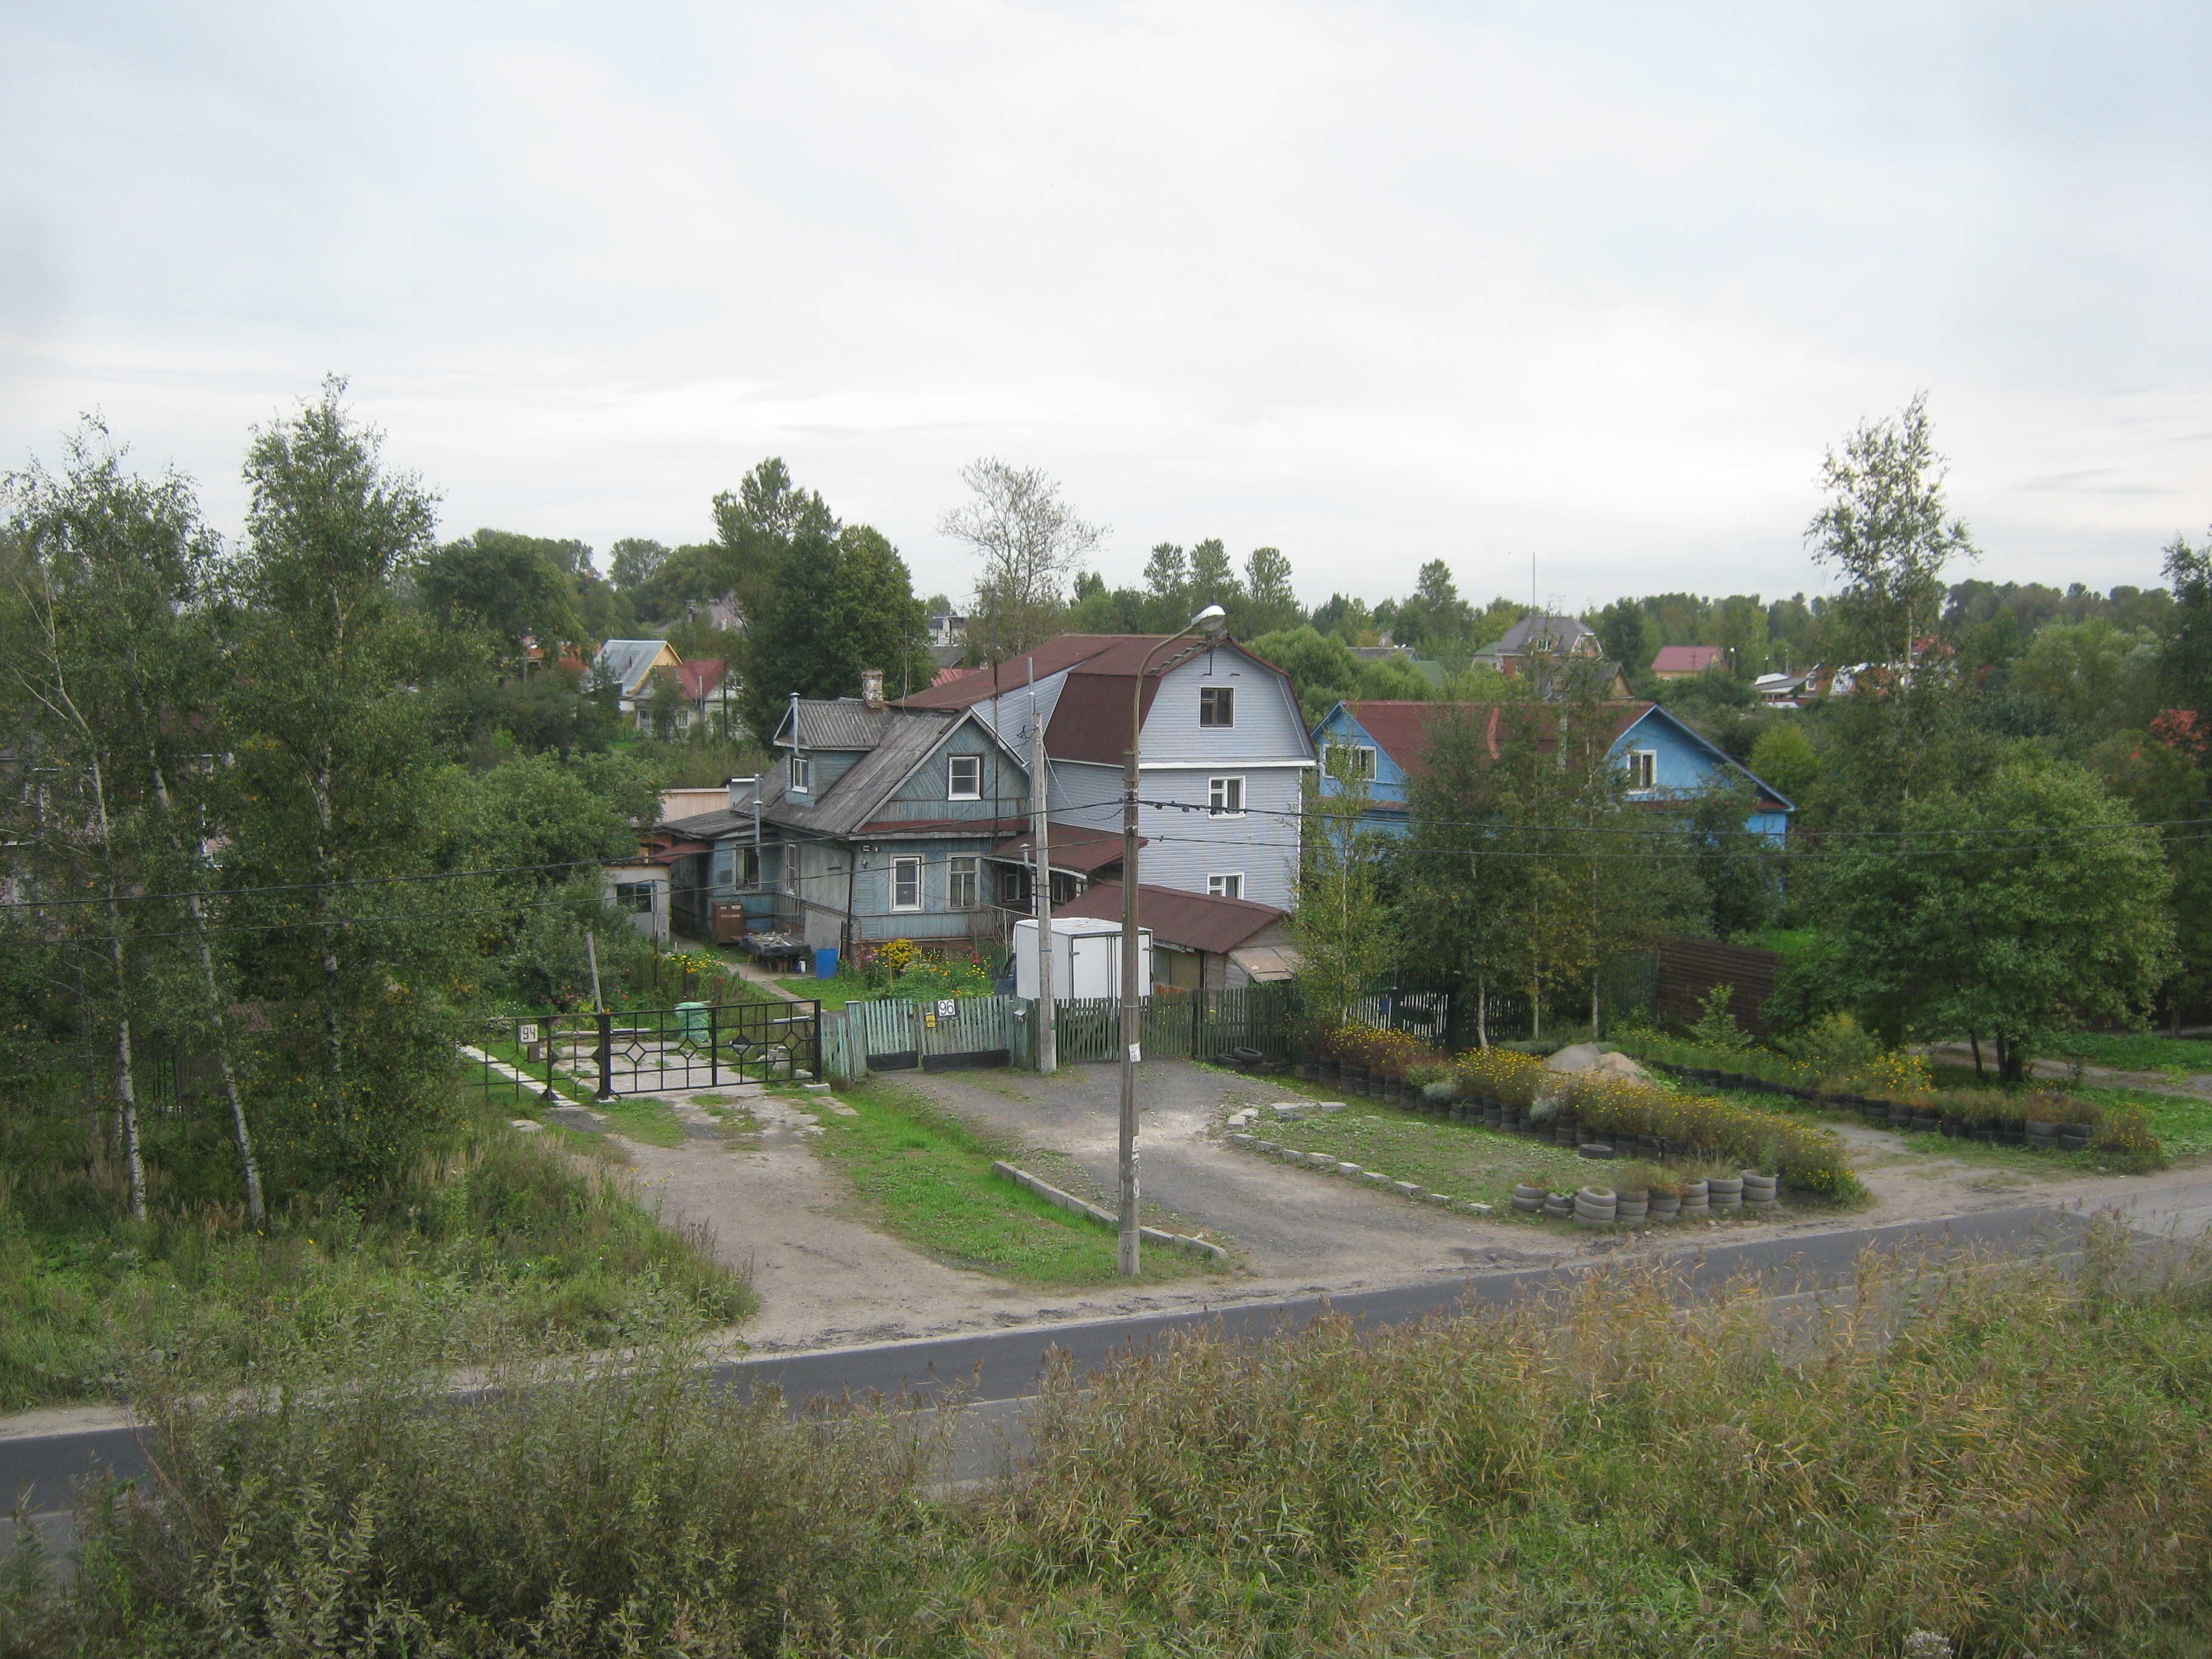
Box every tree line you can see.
[1295,396,2199,1078]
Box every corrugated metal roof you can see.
[768,709,968,837]
[1652,645,1723,674]
[1335,700,1658,777]
[1051,880,1285,955]
[898,636,1138,708]
[1478,613,1598,659]
[592,639,675,694]
[780,699,897,750]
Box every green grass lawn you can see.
[814,1078,1217,1283]
[2050,1031,2212,1076]
[1244,1108,1601,1218]
[777,974,861,1009]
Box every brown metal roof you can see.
[1051,880,1285,956]
[896,636,1142,708]
[987,822,1138,873]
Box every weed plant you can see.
[0,1105,752,1412]
[7,1221,2208,1655]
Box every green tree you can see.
[1806,392,1978,669]
[1292,752,1398,1034]
[1237,546,1301,636]
[1795,760,2172,1075]
[742,519,932,740]
[1185,538,1241,618]
[224,379,462,1186]
[417,529,585,663]
[1748,724,1819,805]
[609,537,669,591]
[2013,617,2162,742]
[1248,626,1362,724]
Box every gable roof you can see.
[898,636,1142,709]
[1321,699,1795,813]
[988,822,1138,874]
[1052,880,1286,955]
[774,697,898,751]
[1652,645,1723,674]
[671,660,726,699]
[592,639,678,694]
[1480,613,1598,659]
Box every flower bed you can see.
[1440,1049,1861,1199]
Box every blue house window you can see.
[789,754,812,794]
[1623,750,1657,792]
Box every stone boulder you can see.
[1541,1045,1651,1086]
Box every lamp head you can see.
[1192,605,1227,637]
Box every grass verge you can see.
[815,1078,1218,1283]
[0,1102,751,1413]
[8,1223,2208,1655]
[2053,1031,2212,1074]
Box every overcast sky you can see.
[4,2,2208,615]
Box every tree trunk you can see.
[1476,974,1489,1050]
[1968,1030,1985,1079]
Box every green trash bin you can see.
[675,1000,710,1046]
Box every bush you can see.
[2095,1104,2166,1172]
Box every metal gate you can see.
[845,995,1019,1071]
[463,999,821,1102]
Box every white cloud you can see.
[3,0,2207,609]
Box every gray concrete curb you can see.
[988,1161,1230,1261]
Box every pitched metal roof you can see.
[1052,880,1287,956]
[591,639,674,694]
[1652,645,1723,674]
[897,636,1140,708]
[1479,613,1598,659]
[987,822,1139,873]
[777,698,898,750]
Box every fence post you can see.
[708,1002,720,1088]
[540,1014,558,1103]
[595,1008,615,1101]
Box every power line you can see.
[0,858,614,914]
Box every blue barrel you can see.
[813,947,839,980]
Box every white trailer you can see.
[1013,916,1153,1002]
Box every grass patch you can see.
[777,973,862,1009]
[816,1078,1216,1283]
[1925,1063,2212,1161]
[13,1224,2211,1654]
[0,1101,751,1413]
[2050,1031,2212,1074]
[1251,1105,1778,1220]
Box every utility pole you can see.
[1030,656,1056,1075]
[1117,605,1227,1276]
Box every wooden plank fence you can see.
[1655,937,1782,1035]
[827,984,1293,1076]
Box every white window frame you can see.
[788,753,812,794]
[1199,685,1235,727]
[1624,749,1657,792]
[1208,775,1246,817]
[948,854,979,910]
[1207,872,1245,900]
[890,854,923,912]
[947,754,982,800]
[1327,742,1376,781]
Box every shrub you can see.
[1783,1010,1881,1084]
[1453,1048,1544,1107]
[2094,1104,2166,1172]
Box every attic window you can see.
[1623,749,1657,793]
[789,754,812,794]
[1328,743,1376,781]
[948,754,982,800]
[1199,686,1234,727]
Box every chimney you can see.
[862,668,886,710]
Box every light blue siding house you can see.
[1310,699,1794,841]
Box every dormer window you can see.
[948,754,982,800]
[789,754,812,794]
[1199,685,1234,727]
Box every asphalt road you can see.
[0,1200,2086,1521]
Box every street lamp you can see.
[1117,603,1229,1275]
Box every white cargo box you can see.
[1012,916,1153,1002]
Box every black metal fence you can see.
[461,999,822,1104]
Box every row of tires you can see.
[1510,1171,1783,1226]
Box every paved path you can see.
[0,1199,2114,1525]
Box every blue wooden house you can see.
[1309,699,1795,840]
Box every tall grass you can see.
[0,1108,752,1412]
[7,1219,2208,1655]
